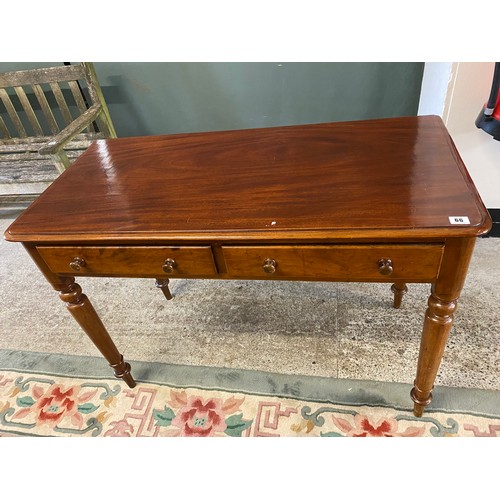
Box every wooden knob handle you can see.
[69,257,86,272]
[263,258,277,274]
[377,258,393,276]
[162,258,177,273]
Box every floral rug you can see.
[0,349,499,437]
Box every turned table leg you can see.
[411,289,457,416]
[23,245,136,388]
[56,279,136,387]
[411,238,476,417]
[391,282,407,309]
[155,278,173,300]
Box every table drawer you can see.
[222,245,444,281]
[37,245,217,277]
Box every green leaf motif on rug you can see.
[16,396,35,407]
[153,406,175,426]
[224,414,253,437]
[320,431,344,437]
[78,403,99,414]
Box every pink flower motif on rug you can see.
[35,385,79,427]
[153,390,252,437]
[171,396,227,437]
[332,414,425,437]
[12,383,97,429]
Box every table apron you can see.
[35,243,444,282]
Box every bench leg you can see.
[52,150,71,173]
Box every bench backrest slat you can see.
[0,88,27,137]
[68,80,92,134]
[0,115,11,138]
[13,86,44,136]
[31,83,59,134]
[48,81,74,127]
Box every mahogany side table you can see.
[4,116,491,416]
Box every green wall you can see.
[0,62,424,137]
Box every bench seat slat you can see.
[0,149,87,162]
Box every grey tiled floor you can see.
[1,214,499,391]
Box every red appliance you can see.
[475,62,500,140]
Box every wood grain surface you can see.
[4,116,491,243]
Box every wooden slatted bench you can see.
[0,62,116,210]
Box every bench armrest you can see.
[38,103,103,155]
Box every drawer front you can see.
[37,246,217,277]
[222,245,444,281]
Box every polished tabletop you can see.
[5,115,491,243]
